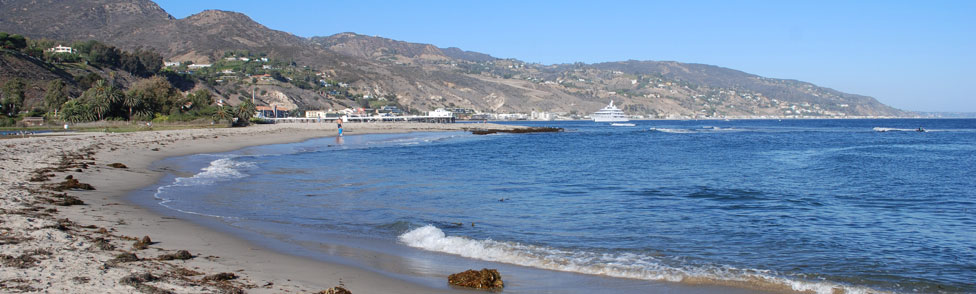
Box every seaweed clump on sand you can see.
[317,286,352,294]
[470,127,562,135]
[106,252,140,267]
[47,193,84,206]
[158,250,193,261]
[119,273,173,294]
[448,268,504,290]
[47,176,95,191]
[107,163,128,168]
[203,272,237,282]
[132,236,154,250]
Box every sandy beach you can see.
[0,122,518,293]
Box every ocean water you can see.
[148,119,976,293]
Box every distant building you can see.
[379,105,403,114]
[251,74,272,81]
[305,110,329,119]
[164,61,181,67]
[46,45,75,54]
[188,64,212,69]
[255,105,290,118]
[531,111,554,121]
[428,108,454,118]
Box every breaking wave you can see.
[399,225,883,294]
[153,157,256,218]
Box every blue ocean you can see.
[145,119,975,293]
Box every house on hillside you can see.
[251,74,272,81]
[188,64,212,69]
[46,45,75,54]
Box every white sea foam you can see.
[649,128,694,134]
[873,127,918,132]
[152,157,255,218]
[170,157,256,187]
[399,225,885,294]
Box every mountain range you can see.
[0,0,909,117]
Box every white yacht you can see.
[591,100,629,122]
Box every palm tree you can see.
[60,99,96,123]
[122,90,142,120]
[85,80,120,121]
[234,100,255,125]
[212,105,230,124]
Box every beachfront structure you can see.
[305,110,328,119]
[379,106,403,114]
[46,45,75,54]
[496,113,529,120]
[531,111,555,121]
[255,105,290,118]
[428,108,454,118]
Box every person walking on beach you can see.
[337,119,343,136]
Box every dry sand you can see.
[0,122,519,293]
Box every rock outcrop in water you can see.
[448,268,504,290]
[470,127,562,135]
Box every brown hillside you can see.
[0,0,909,117]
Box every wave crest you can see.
[171,157,256,187]
[399,225,882,294]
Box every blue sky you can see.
[155,0,975,112]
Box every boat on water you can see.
[592,100,629,122]
[610,123,636,127]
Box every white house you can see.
[163,61,181,67]
[531,111,554,121]
[305,110,329,119]
[46,45,75,54]
[428,108,454,118]
[187,64,212,69]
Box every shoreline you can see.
[0,122,517,293]
[2,121,791,294]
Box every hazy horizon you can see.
[156,0,975,113]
